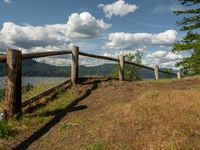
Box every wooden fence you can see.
[0,46,180,118]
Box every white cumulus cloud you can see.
[0,12,110,51]
[105,30,178,50]
[98,0,138,18]
[144,50,188,69]
[0,22,70,49]
[66,12,111,39]
[103,49,144,58]
[151,30,178,45]
[146,50,184,61]
[101,49,184,69]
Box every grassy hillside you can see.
[1,76,200,149]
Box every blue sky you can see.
[0,0,179,32]
[0,0,190,69]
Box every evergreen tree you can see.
[172,0,200,75]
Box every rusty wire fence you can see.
[1,47,179,118]
[22,54,71,101]
[78,55,118,78]
[78,54,177,81]
[123,64,144,81]
[0,51,177,105]
[138,67,175,80]
[158,69,175,79]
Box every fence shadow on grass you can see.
[14,79,100,150]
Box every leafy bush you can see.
[22,84,34,93]
[112,51,143,81]
[0,121,13,139]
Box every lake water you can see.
[0,77,67,89]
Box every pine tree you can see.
[172,0,200,75]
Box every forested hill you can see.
[0,59,175,79]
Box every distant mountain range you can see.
[0,59,176,79]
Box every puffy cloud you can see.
[105,30,178,50]
[0,12,110,50]
[30,45,73,66]
[144,50,187,69]
[103,48,144,58]
[35,57,72,66]
[146,50,184,61]
[151,30,177,45]
[28,44,73,53]
[102,49,187,69]
[4,0,11,4]
[66,12,111,39]
[0,22,70,49]
[146,51,167,58]
[98,0,138,18]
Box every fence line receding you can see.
[0,46,180,118]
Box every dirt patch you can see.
[1,77,200,149]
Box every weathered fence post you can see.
[154,65,159,80]
[177,72,181,79]
[119,55,125,81]
[6,48,22,118]
[71,46,79,85]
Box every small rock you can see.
[0,108,6,121]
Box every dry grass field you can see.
[1,76,200,150]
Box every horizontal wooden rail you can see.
[126,61,176,76]
[2,49,177,77]
[22,50,72,59]
[79,51,176,76]
[22,79,71,107]
[2,47,179,118]
[125,61,154,71]
[79,51,119,62]
[158,69,177,76]
[127,61,176,76]
[0,55,6,62]
[1,50,72,61]
[79,52,154,71]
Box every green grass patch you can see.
[22,82,61,100]
[0,121,15,139]
[0,87,75,140]
[145,78,176,83]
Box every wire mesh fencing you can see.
[158,69,176,79]
[78,56,118,78]
[139,67,176,80]
[139,66,155,80]
[0,61,6,110]
[77,56,176,81]
[22,54,71,101]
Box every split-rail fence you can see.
[0,46,180,118]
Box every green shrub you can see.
[112,51,143,81]
[0,121,13,139]
[22,84,34,93]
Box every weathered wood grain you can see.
[6,49,22,118]
[71,46,79,85]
